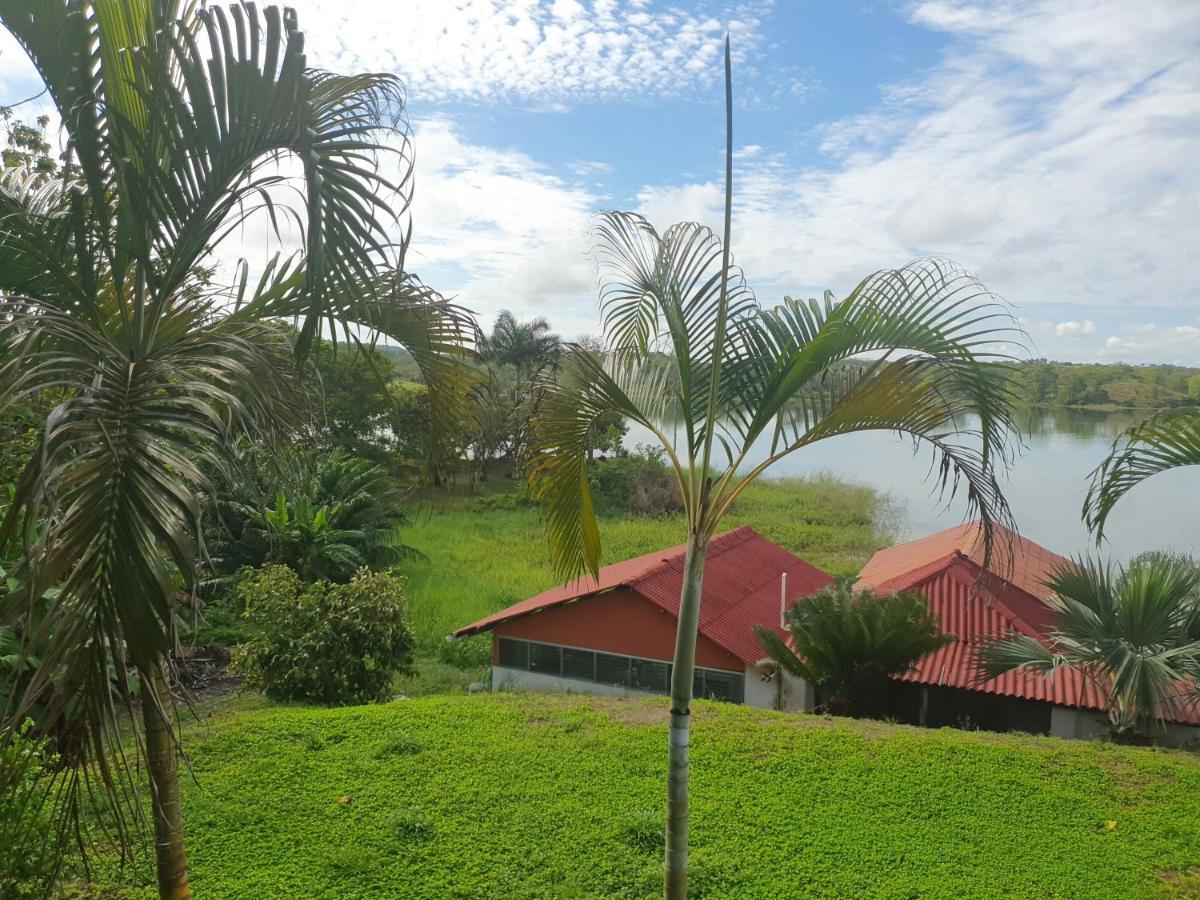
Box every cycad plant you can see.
[0,3,472,897]
[529,41,1022,898]
[981,556,1200,739]
[755,584,952,717]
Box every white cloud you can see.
[406,119,600,333]
[626,0,1200,328]
[1098,322,1200,363]
[289,0,771,104]
[1054,320,1096,337]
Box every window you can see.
[563,647,596,681]
[494,637,744,704]
[596,652,631,687]
[529,642,562,675]
[498,637,528,670]
[631,658,670,693]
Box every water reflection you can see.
[624,408,1200,563]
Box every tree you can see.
[528,41,1021,898]
[754,584,952,718]
[980,556,1200,739]
[1085,408,1200,540]
[480,310,562,382]
[0,4,472,897]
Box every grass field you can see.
[398,473,896,664]
[87,693,1200,899]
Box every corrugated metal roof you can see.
[856,520,1070,602]
[451,526,835,665]
[869,551,1200,727]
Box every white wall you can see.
[742,665,814,712]
[1050,705,1200,747]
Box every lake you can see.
[625,408,1200,562]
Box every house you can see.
[450,526,834,709]
[855,521,1200,743]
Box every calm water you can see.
[625,408,1200,562]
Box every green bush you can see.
[232,566,414,705]
[0,724,59,897]
[589,446,683,516]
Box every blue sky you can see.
[2,0,1198,363]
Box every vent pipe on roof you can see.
[780,571,788,630]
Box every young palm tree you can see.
[0,3,471,897]
[1085,408,1200,540]
[980,556,1200,738]
[754,584,953,718]
[528,40,1022,899]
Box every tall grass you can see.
[398,473,896,663]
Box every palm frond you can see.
[1084,407,1200,541]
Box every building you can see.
[450,526,834,709]
[855,521,1200,743]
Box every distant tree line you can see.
[1008,359,1200,409]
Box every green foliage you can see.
[589,446,683,516]
[982,556,1200,739]
[81,693,1200,898]
[756,584,952,717]
[232,567,415,706]
[205,448,418,585]
[1010,360,1199,409]
[0,723,59,897]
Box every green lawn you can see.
[87,693,1200,898]
[399,473,896,664]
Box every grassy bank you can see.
[87,693,1200,898]
[398,474,895,662]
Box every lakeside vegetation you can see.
[83,694,1200,898]
[1011,360,1200,409]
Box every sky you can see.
[1,0,1198,364]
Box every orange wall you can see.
[491,588,742,671]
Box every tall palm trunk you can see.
[665,534,707,899]
[139,659,190,900]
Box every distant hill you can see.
[1009,359,1200,409]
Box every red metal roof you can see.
[856,520,1070,602]
[452,526,835,666]
[857,532,1200,727]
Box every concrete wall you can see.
[743,665,814,712]
[1051,705,1200,747]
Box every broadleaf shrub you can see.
[232,566,414,705]
[588,445,682,516]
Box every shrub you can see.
[0,723,59,897]
[232,566,414,705]
[588,445,682,516]
[756,582,952,718]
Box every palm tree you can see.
[1085,407,1200,540]
[755,584,952,718]
[0,3,472,897]
[980,556,1200,739]
[528,40,1022,899]
[480,310,562,382]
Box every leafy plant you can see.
[980,555,1200,739]
[589,445,683,516]
[755,583,952,717]
[232,566,414,705]
[0,4,473,896]
[206,448,420,585]
[528,41,1020,896]
[0,722,59,897]
[1085,407,1200,539]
